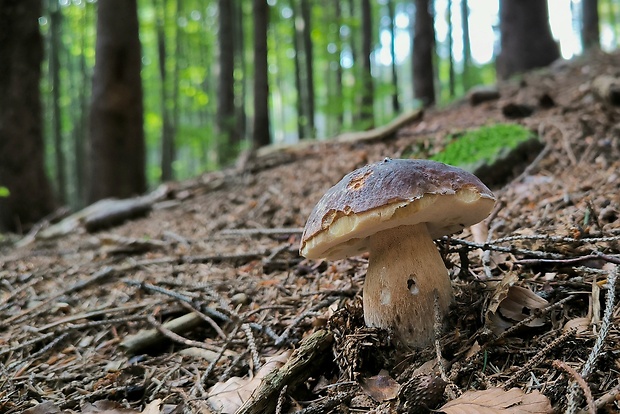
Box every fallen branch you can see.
[236,329,334,414]
[334,109,423,143]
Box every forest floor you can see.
[3,49,620,414]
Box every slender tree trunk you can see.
[413,0,436,106]
[49,0,66,203]
[497,0,559,80]
[74,1,92,207]
[334,0,344,132]
[461,0,471,90]
[252,0,271,148]
[446,0,455,97]
[360,0,375,127]
[217,0,238,164]
[387,0,401,113]
[292,0,305,139]
[348,0,359,125]
[233,0,247,143]
[88,0,146,203]
[0,0,56,232]
[300,0,315,137]
[581,0,600,50]
[155,0,176,181]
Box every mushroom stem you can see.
[363,223,453,348]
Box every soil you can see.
[2,49,620,413]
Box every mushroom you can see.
[299,158,496,348]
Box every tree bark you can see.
[387,0,401,113]
[581,0,600,50]
[0,0,56,232]
[217,0,238,164]
[49,0,66,203]
[497,0,560,80]
[461,0,471,89]
[88,0,146,203]
[155,0,176,181]
[413,0,436,107]
[252,0,271,148]
[300,0,315,138]
[360,0,375,128]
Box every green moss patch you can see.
[430,123,543,187]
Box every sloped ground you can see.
[2,49,620,413]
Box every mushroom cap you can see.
[300,158,496,260]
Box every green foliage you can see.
[430,123,536,169]
[0,186,9,197]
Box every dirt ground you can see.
[2,49,620,413]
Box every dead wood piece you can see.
[592,75,620,106]
[236,329,334,414]
[84,197,153,232]
[120,312,205,354]
[467,85,500,106]
[335,109,423,143]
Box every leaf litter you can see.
[2,50,620,413]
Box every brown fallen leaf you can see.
[487,284,549,335]
[439,387,553,414]
[360,369,400,402]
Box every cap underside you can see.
[301,185,495,260]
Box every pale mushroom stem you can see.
[363,223,453,348]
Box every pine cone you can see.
[398,374,446,413]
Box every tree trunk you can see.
[461,0,471,90]
[49,0,66,203]
[293,0,305,140]
[360,0,375,128]
[446,0,455,97]
[300,0,315,137]
[155,0,176,181]
[582,0,600,50]
[334,0,344,133]
[217,0,238,164]
[413,0,436,107]
[0,0,56,232]
[387,0,401,113]
[497,0,560,80]
[252,0,271,148]
[233,0,247,143]
[88,0,146,203]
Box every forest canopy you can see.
[0,0,617,230]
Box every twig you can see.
[293,389,358,414]
[567,265,617,414]
[218,227,304,237]
[120,312,206,353]
[179,300,228,340]
[28,332,70,360]
[503,329,576,389]
[33,303,151,332]
[242,323,261,369]
[275,297,338,346]
[445,237,564,259]
[146,314,223,352]
[515,252,620,266]
[434,291,459,399]
[553,360,595,414]
[0,332,56,357]
[199,324,241,389]
[275,385,288,414]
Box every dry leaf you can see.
[360,370,400,402]
[207,350,291,413]
[439,387,553,413]
[487,285,548,335]
[563,317,591,335]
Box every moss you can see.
[430,123,536,170]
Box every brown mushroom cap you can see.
[300,158,496,260]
